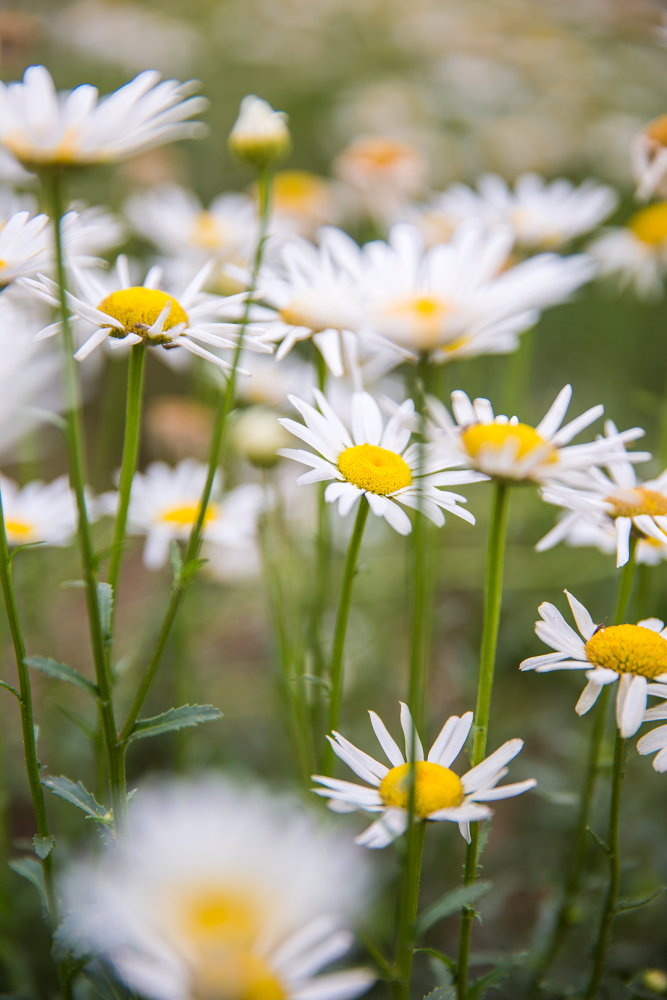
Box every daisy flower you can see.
[334,136,427,225]
[631,115,667,202]
[0,65,206,170]
[0,475,81,547]
[545,516,667,568]
[537,420,659,567]
[278,389,487,536]
[59,777,375,1000]
[312,703,535,848]
[520,590,667,738]
[589,203,667,299]
[19,255,269,369]
[426,385,647,485]
[270,170,341,240]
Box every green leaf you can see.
[33,834,55,859]
[41,775,109,822]
[124,704,223,743]
[97,582,113,641]
[8,856,48,910]
[467,952,528,1000]
[587,826,611,858]
[617,886,667,914]
[415,949,456,973]
[423,988,456,1000]
[7,541,45,567]
[170,539,183,580]
[26,656,97,698]
[0,680,20,700]
[180,557,207,585]
[417,880,493,934]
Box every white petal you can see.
[616,674,648,737]
[369,711,405,767]
[535,385,572,439]
[399,702,424,761]
[565,590,596,640]
[351,392,383,446]
[461,738,523,794]
[615,517,632,568]
[575,681,603,715]
[429,712,473,768]
[469,778,536,801]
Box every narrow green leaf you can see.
[417,880,493,934]
[26,656,97,698]
[467,952,527,1000]
[415,948,456,973]
[180,558,208,585]
[7,541,45,567]
[617,886,667,914]
[124,704,223,743]
[8,857,48,910]
[0,680,20,700]
[587,826,611,857]
[47,699,97,740]
[97,582,113,641]
[41,775,109,821]
[33,834,55,859]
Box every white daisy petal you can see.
[469,778,536,801]
[616,673,648,737]
[368,711,405,767]
[461,739,523,794]
[564,590,597,640]
[399,702,424,762]
[429,712,473,768]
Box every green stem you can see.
[119,166,273,742]
[392,821,426,1000]
[457,480,511,1000]
[321,499,370,776]
[42,171,127,838]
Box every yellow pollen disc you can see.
[187,891,257,942]
[461,422,556,462]
[379,761,464,817]
[337,443,412,495]
[628,203,667,245]
[4,519,33,539]
[194,953,285,1000]
[191,211,224,250]
[605,487,667,520]
[160,503,217,527]
[272,170,329,211]
[97,287,188,338]
[585,623,667,679]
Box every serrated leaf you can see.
[41,775,109,821]
[26,656,97,698]
[33,834,55,859]
[97,582,113,641]
[423,988,456,1000]
[8,856,48,909]
[467,952,528,1000]
[417,880,493,934]
[180,557,208,584]
[124,704,223,743]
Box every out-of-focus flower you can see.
[228,96,291,170]
[520,590,667,738]
[145,396,214,462]
[0,475,80,546]
[64,203,126,257]
[632,115,667,202]
[589,203,667,299]
[270,170,340,239]
[20,255,269,370]
[236,351,315,408]
[59,777,375,1000]
[313,703,535,848]
[415,173,617,252]
[0,66,207,171]
[232,406,293,468]
[279,389,486,536]
[537,420,660,567]
[638,721,667,773]
[426,385,647,486]
[639,969,667,993]
[0,211,53,286]
[334,136,427,224]
[101,459,263,570]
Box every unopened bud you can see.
[228,96,291,169]
[642,970,667,995]
[232,406,292,468]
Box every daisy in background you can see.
[0,475,83,547]
[414,173,617,254]
[632,114,667,202]
[270,170,341,240]
[520,590,667,738]
[334,135,428,227]
[278,389,487,536]
[59,777,375,1000]
[0,65,206,171]
[312,703,535,848]
[19,254,270,369]
[537,420,661,567]
[425,386,648,486]
[589,202,667,299]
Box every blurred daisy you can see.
[638,716,667,772]
[426,385,647,485]
[546,517,667,568]
[312,703,535,848]
[0,475,79,546]
[270,170,340,239]
[520,590,667,738]
[20,255,269,369]
[60,777,374,1000]
[537,420,659,567]
[278,389,486,536]
[632,115,667,201]
[102,459,264,571]
[589,203,667,299]
[334,136,427,224]
[0,65,206,170]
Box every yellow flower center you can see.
[187,890,257,945]
[191,211,225,250]
[585,623,667,679]
[337,443,412,495]
[97,288,189,343]
[272,170,329,212]
[194,953,285,1000]
[4,519,34,541]
[379,761,464,817]
[160,503,218,527]
[461,422,557,463]
[628,203,667,245]
[381,294,450,349]
[605,487,667,519]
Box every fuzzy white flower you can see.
[59,777,375,1000]
[0,475,80,547]
[520,590,667,738]
[102,459,264,571]
[313,703,535,848]
[589,203,667,299]
[0,65,206,170]
[632,115,667,202]
[228,95,291,168]
[334,136,427,225]
[271,170,341,240]
[20,255,269,369]
[278,389,486,536]
[426,386,646,486]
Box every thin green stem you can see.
[119,166,273,742]
[457,479,511,1000]
[42,171,127,838]
[392,821,426,1000]
[321,499,370,776]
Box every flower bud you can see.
[228,96,291,169]
[642,970,667,995]
[232,406,292,468]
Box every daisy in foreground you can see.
[278,390,487,535]
[20,255,269,369]
[520,590,667,738]
[0,475,81,547]
[60,778,374,1000]
[312,703,535,848]
[426,385,648,485]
